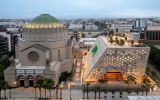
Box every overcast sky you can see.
[0,0,160,18]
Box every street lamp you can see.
[70,77,73,100]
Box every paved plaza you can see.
[0,58,160,100]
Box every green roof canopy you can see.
[92,45,98,57]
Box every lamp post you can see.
[10,85,12,99]
[70,77,73,100]
[35,86,36,99]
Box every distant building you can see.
[80,30,103,38]
[0,32,11,51]
[114,23,133,31]
[142,26,160,45]
[0,35,9,59]
[83,25,98,30]
[74,38,97,57]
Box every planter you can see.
[112,96,114,98]
[120,96,122,98]
[104,96,107,98]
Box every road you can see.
[147,62,160,79]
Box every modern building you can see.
[142,26,160,45]
[83,36,150,83]
[0,35,9,59]
[114,23,133,31]
[0,32,11,51]
[4,14,74,87]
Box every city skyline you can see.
[1,0,160,18]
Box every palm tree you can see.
[82,84,85,99]
[46,79,55,99]
[35,79,44,99]
[86,82,90,99]
[97,86,101,99]
[141,84,146,96]
[2,81,9,99]
[56,86,58,99]
[94,86,98,99]
[146,83,151,96]
[0,81,3,99]
[60,87,63,99]
[43,78,48,99]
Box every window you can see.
[58,50,61,61]
[28,51,39,63]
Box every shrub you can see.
[151,70,157,77]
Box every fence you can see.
[66,83,155,90]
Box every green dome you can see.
[26,14,63,29]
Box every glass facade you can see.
[99,70,127,81]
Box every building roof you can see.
[21,44,49,52]
[80,30,102,32]
[26,14,63,29]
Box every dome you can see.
[26,14,63,29]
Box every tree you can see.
[146,83,151,96]
[155,54,160,65]
[115,37,118,41]
[0,81,3,99]
[127,90,131,96]
[146,66,151,74]
[43,78,48,99]
[135,90,139,96]
[110,39,113,44]
[97,86,101,99]
[111,90,115,98]
[82,84,85,99]
[35,79,44,99]
[94,86,98,99]
[138,40,142,45]
[98,79,108,84]
[2,81,9,99]
[119,33,121,36]
[60,87,63,99]
[120,39,125,45]
[141,84,146,96]
[86,82,90,99]
[116,28,118,33]
[142,75,151,84]
[125,37,127,41]
[46,79,55,99]
[116,40,119,44]
[123,34,125,37]
[131,40,134,45]
[56,86,58,99]
[151,70,157,77]
[104,90,107,94]
[119,91,123,98]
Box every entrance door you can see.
[29,80,33,86]
[20,80,24,86]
